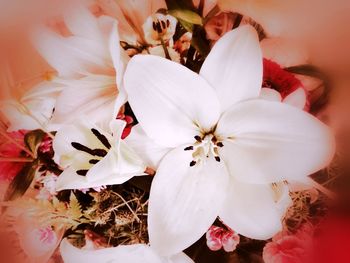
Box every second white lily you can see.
[54,119,146,191]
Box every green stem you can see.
[160,38,171,60]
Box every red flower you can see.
[263,59,310,111]
[117,113,134,139]
[0,130,29,182]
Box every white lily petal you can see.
[109,118,127,140]
[55,167,90,191]
[60,239,163,263]
[22,81,63,101]
[125,125,171,169]
[97,0,138,44]
[0,98,54,132]
[64,2,103,41]
[55,153,144,191]
[124,55,221,148]
[219,179,291,240]
[109,19,127,88]
[113,85,127,120]
[283,88,307,109]
[33,28,107,78]
[148,147,229,255]
[217,99,334,184]
[33,7,117,78]
[200,25,263,112]
[85,147,144,182]
[0,81,60,132]
[169,252,194,263]
[60,239,192,263]
[50,75,117,129]
[259,88,282,102]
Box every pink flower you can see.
[174,32,192,56]
[206,225,240,252]
[0,130,28,182]
[263,224,313,263]
[204,12,236,42]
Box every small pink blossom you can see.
[206,225,240,252]
[20,226,58,258]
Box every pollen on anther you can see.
[89,159,99,164]
[194,135,202,142]
[184,146,194,151]
[161,20,166,29]
[217,142,224,147]
[76,169,88,176]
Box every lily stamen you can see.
[186,133,224,166]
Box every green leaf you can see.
[24,129,46,157]
[69,192,82,220]
[284,65,328,81]
[165,0,195,11]
[178,18,194,33]
[4,162,37,201]
[169,9,203,25]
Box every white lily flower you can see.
[0,81,61,132]
[123,25,334,255]
[142,13,177,45]
[60,238,193,263]
[34,3,127,130]
[54,119,146,191]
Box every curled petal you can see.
[283,88,307,110]
[220,179,291,240]
[259,88,282,102]
[124,125,171,169]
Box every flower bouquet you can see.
[0,0,337,262]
